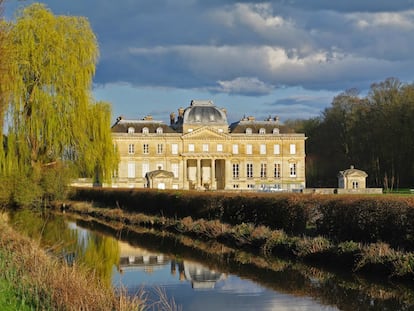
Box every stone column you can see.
[197,159,201,189]
[211,159,216,190]
[183,159,187,190]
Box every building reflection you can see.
[175,259,227,289]
[118,241,169,274]
[118,241,226,289]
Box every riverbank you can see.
[0,211,144,311]
[70,187,414,250]
[55,198,414,281]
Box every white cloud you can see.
[215,77,275,95]
[350,10,414,30]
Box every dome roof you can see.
[183,100,228,125]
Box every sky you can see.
[4,0,414,124]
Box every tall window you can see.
[127,162,135,178]
[232,144,239,154]
[273,144,280,155]
[171,144,178,155]
[290,163,297,177]
[246,163,253,178]
[232,163,239,179]
[157,144,163,154]
[260,163,267,179]
[290,144,296,155]
[128,144,135,154]
[188,144,195,152]
[246,144,252,155]
[171,163,179,178]
[260,144,266,155]
[203,144,209,152]
[352,181,359,189]
[142,163,149,177]
[274,163,281,178]
[143,144,149,154]
[217,144,223,152]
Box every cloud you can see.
[214,77,276,95]
[261,94,332,120]
[6,0,414,96]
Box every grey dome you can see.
[183,100,228,125]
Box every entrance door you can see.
[215,159,225,190]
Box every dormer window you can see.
[273,128,279,134]
[142,127,149,134]
[246,128,252,134]
[259,128,266,134]
[156,127,163,134]
[127,127,135,134]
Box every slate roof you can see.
[111,118,177,134]
[229,118,287,134]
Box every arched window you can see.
[273,128,279,134]
[156,127,163,134]
[142,127,149,134]
[245,128,252,134]
[127,127,135,134]
[259,128,266,134]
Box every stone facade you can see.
[111,100,306,191]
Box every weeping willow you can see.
[3,3,118,183]
[0,0,13,171]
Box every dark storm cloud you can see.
[6,0,414,94]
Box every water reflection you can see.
[7,210,119,286]
[113,240,337,311]
[182,261,226,290]
[118,241,170,274]
[6,209,414,311]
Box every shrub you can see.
[293,236,332,257]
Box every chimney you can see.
[170,112,176,125]
[178,107,184,120]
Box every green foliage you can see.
[40,162,74,201]
[0,3,118,204]
[316,196,414,250]
[302,78,414,188]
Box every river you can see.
[6,209,414,310]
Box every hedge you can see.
[69,188,414,250]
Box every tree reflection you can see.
[7,209,119,286]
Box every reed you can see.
[0,215,144,311]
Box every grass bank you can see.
[56,200,414,280]
[0,211,144,311]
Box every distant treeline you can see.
[285,77,414,189]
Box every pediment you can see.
[182,127,229,140]
[146,170,174,179]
